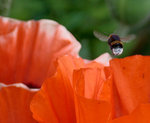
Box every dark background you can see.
[1,0,150,59]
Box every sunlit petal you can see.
[73,67,112,123]
[0,16,81,87]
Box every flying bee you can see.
[93,31,135,56]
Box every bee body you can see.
[108,35,123,55]
[93,31,135,56]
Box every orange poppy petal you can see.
[0,83,38,123]
[30,55,112,122]
[75,95,111,123]
[0,16,81,87]
[30,55,84,123]
[111,104,150,123]
[73,68,112,123]
[110,55,150,118]
[30,75,76,123]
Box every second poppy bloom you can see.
[31,55,150,123]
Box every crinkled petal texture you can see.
[110,55,150,122]
[30,55,112,123]
[0,83,38,123]
[0,16,80,87]
[73,67,112,123]
[31,55,150,122]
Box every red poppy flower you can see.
[1,16,149,123]
[0,16,81,123]
[31,55,150,122]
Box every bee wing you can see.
[93,31,109,42]
[120,34,136,42]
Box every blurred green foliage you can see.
[107,0,150,26]
[0,0,12,16]
[1,0,150,59]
